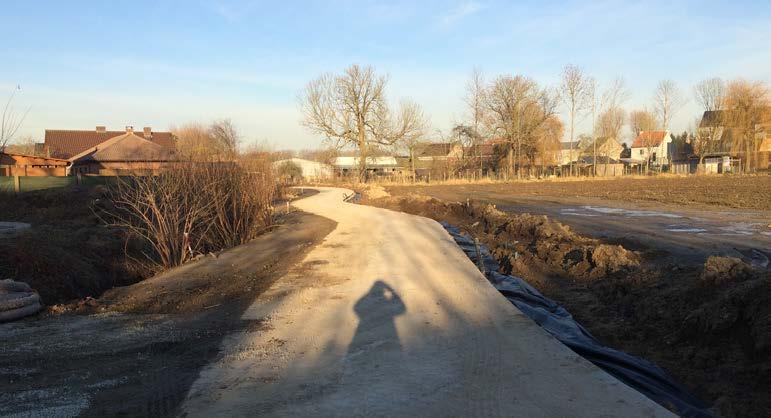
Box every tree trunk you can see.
[507,146,514,180]
[358,128,367,182]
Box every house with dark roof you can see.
[630,131,674,164]
[699,109,771,168]
[69,130,178,175]
[44,126,175,159]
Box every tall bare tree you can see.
[560,64,591,175]
[588,77,628,174]
[695,77,725,113]
[597,107,626,140]
[653,80,684,132]
[723,79,768,171]
[1,87,30,152]
[629,109,658,138]
[693,77,726,163]
[485,75,558,178]
[464,68,488,170]
[209,119,241,157]
[299,64,427,180]
[629,109,659,172]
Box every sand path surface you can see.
[181,187,672,417]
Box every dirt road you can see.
[388,185,771,267]
[181,187,672,417]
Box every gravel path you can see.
[180,187,672,417]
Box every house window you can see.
[639,149,643,155]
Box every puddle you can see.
[582,206,682,218]
[665,227,707,233]
[0,222,31,238]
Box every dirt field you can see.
[0,210,336,416]
[364,193,771,418]
[388,175,771,210]
[386,176,771,268]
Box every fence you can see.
[0,175,119,193]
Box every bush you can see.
[275,160,303,183]
[101,160,276,268]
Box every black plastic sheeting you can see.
[441,222,714,418]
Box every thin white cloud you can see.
[439,1,484,26]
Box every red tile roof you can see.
[631,131,667,148]
[44,128,175,159]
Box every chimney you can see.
[125,125,134,133]
[143,127,152,139]
[96,126,106,133]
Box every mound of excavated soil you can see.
[378,195,639,282]
[700,256,756,284]
[365,194,771,418]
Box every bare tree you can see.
[723,79,768,171]
[299,64,427,181]
[629,109,658,138]
[464,68,488,171]
[485,75,558,178]
[588,77,628,175]
[695,77,725,113]
[1,87,30,152]
[597,107,626,140]
[209,119,240,157]
[653,80,684,131]
[629,109,659,172]
[693,77,726,164]
[560,65,591,176]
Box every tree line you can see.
[299,64,769,179]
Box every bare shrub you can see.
[101,160,275,268]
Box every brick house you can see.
[43,126,175,159]
[69,130,177,175]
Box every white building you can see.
[630,131,675,165]
[557,141,581,165]
[332,156,402,176]
[272,158,332,180]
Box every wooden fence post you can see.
[13,175,20,193]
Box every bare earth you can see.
[0,211,336,417]
[180,187,671,417]
[387,177,771,267]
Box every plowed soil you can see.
[388,175,771,210]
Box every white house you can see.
[272,158,332,180]
[557,141,581,165]
[630,131,675,165]
[332,156,402,176]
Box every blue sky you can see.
[2,0,770,148]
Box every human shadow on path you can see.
[348,280,406,357]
